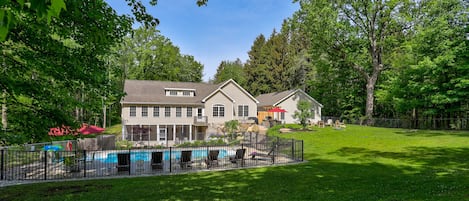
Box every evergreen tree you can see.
[245,34,269,96]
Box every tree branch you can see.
[353,63,370,81]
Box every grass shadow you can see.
[394,129,469,137]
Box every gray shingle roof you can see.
[257,89,323,108]
[121,80,220,105]
[256,89,296,107]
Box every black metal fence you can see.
[322,116,469,130]
[0,138,303,181]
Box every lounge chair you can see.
[205,150,219,169]
[250,145,276,164]
[230,148,246,167]
[326,119,333,127]
[179,150,193,169]
[151,151,163,170]
[116,153,130,172]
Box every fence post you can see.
[169,147,172,173]
[1,149,4,180]
[291,139,295,161]
[83,150,87,178]
[128,149,131,175]
[44,151,47,180]
[301,140,304,161]
[241,143,244,167]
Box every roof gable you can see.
[121,80,219,105]
[257,89,323,108]
[202,79,259,103]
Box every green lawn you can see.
[1,125,468,201]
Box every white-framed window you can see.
[170,91,178,96]
[281,112,285,120]
[213,104,225,117]
[197,108,203,117]
[187,107,192,117]
[130,106,136,117]
[310,108,315,119]
[176,107,182,117]
[165,107,171,117]
[183,91,191,96]
[141,106,148,117]
[153,106,159,117]
[238,105,249,117]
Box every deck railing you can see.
[193,116,208,125]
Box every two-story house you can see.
[121,79,259,146]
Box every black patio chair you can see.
[116,153,130,172]
[179,150,193,169]
[205,150,219,169]
[229,148,246,167]
[151,151,163,170]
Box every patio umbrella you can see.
[79,124,105,135]
[267,107,287,121]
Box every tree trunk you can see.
[365,81,375,126]
[1,90,6,130]
[102,97,106,128]
[365,69,379,126]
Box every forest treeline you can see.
[213,0,468,129]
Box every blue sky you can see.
[106,0,300,82]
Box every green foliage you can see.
[114,26,203,82]
[293,100,313,129]
[0,0,133,144]
[0,0,66,41]
[244,29,297,95]
[224,120,239,140]
[375,0,469,126]
[213,59,246,85]
[115,140,133,149]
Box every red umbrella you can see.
[79,124,105,135]
[267,107,287,121]
[268,107,287,113]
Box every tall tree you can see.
[376,0,468,128]
[244,34,269,96]
[114,26,203,82]
[0,0,132,143]
[295,0,410,125]
[213,59,246,85]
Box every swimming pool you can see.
[97,149,229,163]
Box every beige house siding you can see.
[220,82,258,120]
[276,92,322,124]
[122,104,197,125]
[204,91,234,124]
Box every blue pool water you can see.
[97,149,229,163]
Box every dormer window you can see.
[165,88,196,97]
